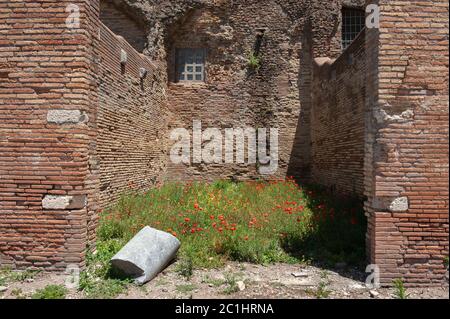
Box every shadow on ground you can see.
[280,184,367,281]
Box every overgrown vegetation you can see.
[81,180,365,297]
[98,180,366,270]
[0,267,40,286]
[32,285,67,299]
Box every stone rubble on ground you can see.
[349,283,366,290]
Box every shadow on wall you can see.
[287,22,313,182]
[100,0,148,53]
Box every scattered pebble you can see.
[237,281,246,291]
[370,290,380,298]
[0,286,7,293]
[349,283,366,290]
[292,272,308,278]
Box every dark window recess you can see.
[176,48,206,82]
[342,8,365,50]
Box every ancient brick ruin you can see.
[0,0,448,286]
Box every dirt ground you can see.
[1,262,448,300]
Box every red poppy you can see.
[184,217,191,222]
[210,215,215,220]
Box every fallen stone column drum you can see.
[111,226,181,285]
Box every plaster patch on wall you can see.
[374,107,414,124]
[389,196,409,212]
[42,195,87,210]
[47,110,88,125]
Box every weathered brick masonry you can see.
[364,0,449,286]
[99,0,147,53]
[162,0,365,181]
[311,30,366,196]
[0,0,100,269]
[165,1,312,181]
[97,22,169,209]
[0,0,448,286]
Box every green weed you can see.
[393,279,409,299]
[31,285,67,299]
[176,284,197,294]
[176,257,194,281]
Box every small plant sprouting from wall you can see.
[247,51,261,71]
[247,29,266,73]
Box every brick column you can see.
[365,0,449,286]
[0,0,100,270]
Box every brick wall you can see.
[1,0,448,287]
[0,0,99,270]
[163,0,342,182]
[99,0,147,53]
[311,30,366,196]
[97,22,169,209]
[365,0,449,286]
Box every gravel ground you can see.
[1,262,448,300]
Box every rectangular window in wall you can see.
[342,8,365,50]
[176,48,206,82]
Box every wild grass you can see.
[0,267,40,286]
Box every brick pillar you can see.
[0,0,100,270]
[365,0,449,286]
